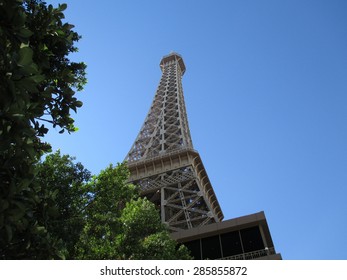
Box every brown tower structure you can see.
[126,53,223,232]
[126,53,281,259]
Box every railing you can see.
[219,247,276,260]
[140,171,195,192]
[127,146,198,167]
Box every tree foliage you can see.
[0,0,190,260]
[34,150,91,258]
[0,0,86,258]
[76,164,191,260]
[31,154,191,260]
[117,198,192,260]
[76,163,138,259]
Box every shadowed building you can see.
[125,53,281,260]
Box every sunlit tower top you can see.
[126,52,193,162]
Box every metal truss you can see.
[125,53,193,163]
[134,165,215,231]
[125,53,223,232]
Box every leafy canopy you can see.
[0,0,86,258]
[34,150,91,259]
[0,0,191,260]
[76,163,191,260]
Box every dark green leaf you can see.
[30,74,45,83]
[17,47,33,66]
[75,101,83,108]
[59,4,67,11]
[18,28,33,38]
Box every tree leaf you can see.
[30,74,45,83]
[18,47,33,67]
[19,28,33,38]
[59,3,67,11]
[75,101,83,108]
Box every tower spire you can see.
[126,53,223,231]
[126,52,192,163]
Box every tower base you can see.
[171,211,282,260]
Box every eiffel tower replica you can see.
[125,53,223,232]
[125,53,281,259]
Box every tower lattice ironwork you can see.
[126,53,223,232]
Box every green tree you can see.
[76,164,191,260]
[34,150,91,258]
[118,198,192,260]
[0,0,86,258]
[76,163,138,259]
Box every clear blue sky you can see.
[45,0,347,260]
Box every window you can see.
[202,236,222,259]
[240,226,264,253]
[184,240,201,259]
[220,231,243,257]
